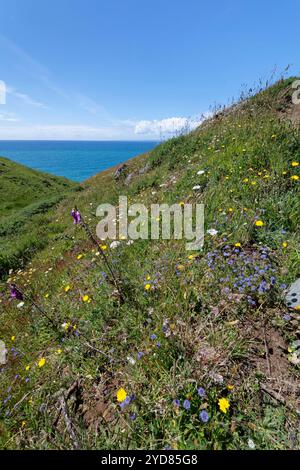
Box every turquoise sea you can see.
[0,140,158,182]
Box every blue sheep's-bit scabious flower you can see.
[119,396,131,409]
[183,399,191,410]
[150,333,157,340]
[173,399,180,407]
[197,387,206,397]
[199,410,210,423]
[71,208,81,224]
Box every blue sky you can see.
[0,0,299,140]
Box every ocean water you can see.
[0,140,158,182]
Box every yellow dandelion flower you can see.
[82,295,89,302]
[11,336,15,341]
[291,161,299,167]
[227,385,234,390]
[116,387,127,402]
[56,349,62,354]
[146,275,151,280]
[228,208,233,213]
[64,285,71,293]
[282,242,288,248]
[291,175,299,181]
[100,245,107,251]
[44,293,49,298]
[218,397,230,413]
[77,254,83,260]
[243,178,249,183]
[38,357,46,368]
[282,171,287,175]
[144,283,151,291]
[21,420,27,428]
[25,365,30,371]
[188,254,194,260]
[251,181,257,185]
[294,305,300,311]
[234,243,241,248]
[255,220,264,227]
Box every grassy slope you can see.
[0,157,78,277]
[0,78,299,450]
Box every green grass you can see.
[0,157,78,277]
[0,78,299,450]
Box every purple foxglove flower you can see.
[71,209,81,225]
[10,284,23,301]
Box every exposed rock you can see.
[124,172,135,185]
[114,164,127,181]
[138,162,150,175]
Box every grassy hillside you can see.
[0,78,299,450]
[0,157,78,277]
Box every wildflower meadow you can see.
[0,78,300,450]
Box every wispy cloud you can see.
[0,111,20,122]
[6,85,46,108]
[1,35,110,118]
[75,92,113,120]
[0,123,140,140]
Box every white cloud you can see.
[134,116,206,136]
